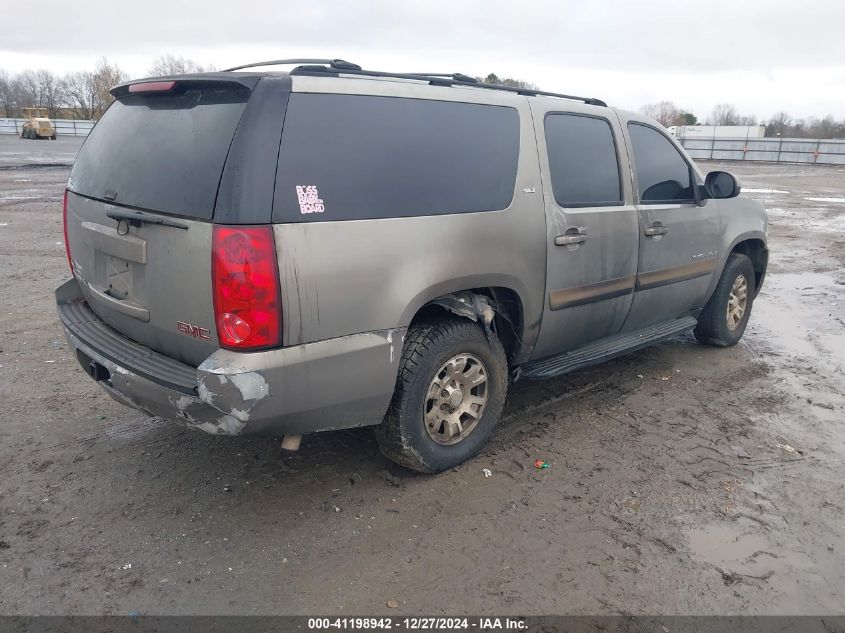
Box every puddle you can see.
[0,188,57,201]
[687,521,819,594]
[688,522,772,566]
[752,271,845,366]
[805,197,845,203]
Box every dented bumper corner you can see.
[56,278,402,437]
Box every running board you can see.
[517,316,698,381]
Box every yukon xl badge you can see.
[177,321,211,340]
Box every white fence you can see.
[0,117,95,137]
[2,116,844,165]
[679,136,845,165]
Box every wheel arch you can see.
[406,285,529,365]
[728,234,768,297]
[704,231,768,304]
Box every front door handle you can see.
[555,228,587,246]
[644,223,668,237]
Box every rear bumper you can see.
[56,278,401,436]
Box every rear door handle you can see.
[555,228,587,246]
[644,223,668,237]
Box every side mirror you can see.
[705,171,741,199]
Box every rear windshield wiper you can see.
[105,209,188,230]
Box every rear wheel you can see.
[376,317,508,473]
[694,253,756,347]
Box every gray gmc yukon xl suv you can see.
[57,59,768,472]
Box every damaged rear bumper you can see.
[56,279,402,436]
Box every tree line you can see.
[0,55,215,120]
[639,100,845,139]
[2,60,842,139]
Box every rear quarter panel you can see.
[275,77,548,362]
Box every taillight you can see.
[212,225,282,350]
[62,190,73,274]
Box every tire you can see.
[50,134,56,140]
[694,253,756,347]
[375,317,508,473]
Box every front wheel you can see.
[695,253,756,347]
[375,317,508,473]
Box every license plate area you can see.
[105,255,133,300]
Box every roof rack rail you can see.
[407,72,479,83]
[223,58,362,72]
[224,59,607,107]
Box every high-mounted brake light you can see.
[128,81,177,93]
[212,226,282,350]
[62,190,73,274]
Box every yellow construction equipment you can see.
[20,108,56,140]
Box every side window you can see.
[545,113,622,207]
[628,123,694,203]
[273,94,520,222]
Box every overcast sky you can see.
[2,0,844,121]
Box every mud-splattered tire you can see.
[695,253,756,347]
[375,318,508,473]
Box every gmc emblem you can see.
[177,321,211,340]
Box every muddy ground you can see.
[0,135,843,615]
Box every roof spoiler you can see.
[111,74,261,98]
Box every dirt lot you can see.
[0,135,843,615]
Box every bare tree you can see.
[91,57,127,118]
[148,54,215,76]
[62,71,98,120]
[816,115,838,139]
[34,69,63,118]
[736,114,758,126]
[765,112,791,136]
[639,101,686,127]
[0,69,13,117]
[14,70,40,111]
[709,103,739,126]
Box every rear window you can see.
[68,82,251,219]
[273,94,520,222]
